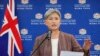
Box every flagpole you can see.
[8,0,15,56]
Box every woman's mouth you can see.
[51,24,57,27]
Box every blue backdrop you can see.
[0,0,100,56]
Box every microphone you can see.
[46,30,52,40]
[30,30,52,56]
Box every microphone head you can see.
[47,30,52,40]
[48,30,52,37]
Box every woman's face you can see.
[45,13,61,31]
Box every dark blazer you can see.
[31,31,89,56]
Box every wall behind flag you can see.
[0,0,8,56]
[0,0,100,56]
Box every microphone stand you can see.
[31,31,51,56]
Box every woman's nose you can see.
[52,19,56,23]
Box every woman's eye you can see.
[48,17,59,20]
[55,17,58,20]
[49,18,52,20]
[48,18,53,20]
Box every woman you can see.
[31,9,91,56]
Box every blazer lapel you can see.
[58,32,68,56]
[44,39,52,56]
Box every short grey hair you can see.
[44,9,61,20]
